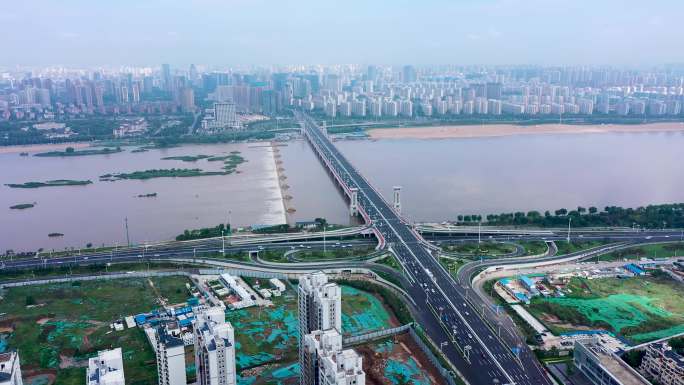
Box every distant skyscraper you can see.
[402,65,417,83]
[180,88,195,112]
[87,348,125,385]
[193,307,237,385]
[132,83,140,103]
[0,351,23,385]
[162,63,172,92]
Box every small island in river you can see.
[10,203,36,210]
[34,146,123,157]
[5,179,93,188]
[100,168,233,181]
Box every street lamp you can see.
[221,230,226,256]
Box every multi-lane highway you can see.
[297,111,552,385]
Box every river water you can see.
[1,143,286,252]
[3,130,684,252]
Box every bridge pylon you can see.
[393,186,402,213]
[349,187,359,216]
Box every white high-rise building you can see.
[194,307,237,385]
[303,329,365,385]
[298,272,342,385]
[87,348,125,385]
[0,352,23,385]
[155,325,187,385]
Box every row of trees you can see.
[457,203,684,228]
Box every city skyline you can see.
[4,0,684,67]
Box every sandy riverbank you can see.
[367,122,684,140]
[0,142,92,154]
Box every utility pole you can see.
[221,230,226,256]
[567,217,572,243]
[125,217,130,247]
[478,221,481,245]
[227,210,232,246]
[323,224,327,254]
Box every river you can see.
[3,130,684,252]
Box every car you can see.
[154,254,160,257]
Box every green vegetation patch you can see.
[528,276,684,342]
[442,241,516,257]
[519,241,549,256]
[100,168,232,181]
[600,242,684,262]
[340,285,394,336]
[5,179,92,188]
[9,203,35,210]
[555,240,607,255]
[161,154,212,162]
[34,147,123,157]
[0,276,189,383]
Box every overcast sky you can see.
[4,0,684,67]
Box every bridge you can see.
[296,111,552,385]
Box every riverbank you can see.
[0,142,92,155]
[367,122,684,140]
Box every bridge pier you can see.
[393,186,402,213]
[349,187,359,216]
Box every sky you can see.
[3,0,684,67]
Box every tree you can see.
[25,296,36,306]
[65,147,75,153]
[589,206,598,214]
[555,208,568,216]
[578,206,586,214]
[457,215,464,221]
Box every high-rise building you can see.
[87,348,125,385]
[298,273,343,385]
[155,325,187,385]
[193,307,237,385]
[162,64,172,92]
[132,83,140,104]
[0,351,23,385]
[486,83,503,99]
[181,88,195,113]
[402,65,417,83]
[303,329,365,385]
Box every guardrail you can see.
[408,326,467,385]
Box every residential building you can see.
[639,342,684,385]
[298,272,342,385]
[303,329,365,385]
[87,348,125,385]
[573,338,650,385]
[0,351,23,385]
[194,307,237,385]
[155,325,187,385]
